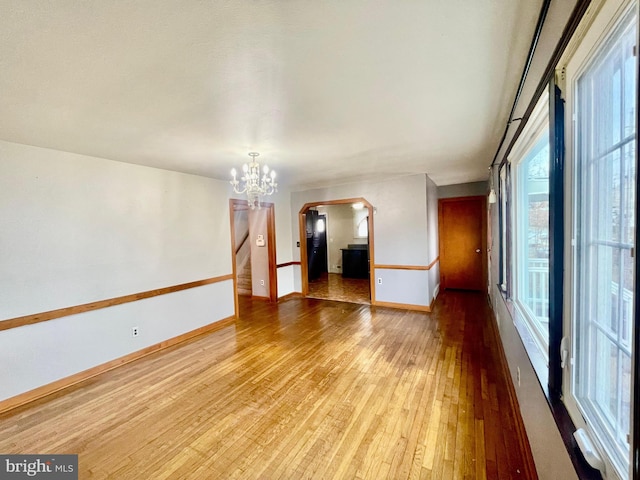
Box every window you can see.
[511,93,550,355]
[499,162,509,292]
[565,2,637,477]
[354,208,369,239]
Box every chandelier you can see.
[230,152,277,209]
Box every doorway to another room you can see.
[300,199,373,305]
[229,199,277,316]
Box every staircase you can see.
[237,256,252,296]
[236,232,252,296]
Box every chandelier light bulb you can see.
[231,168,237,177]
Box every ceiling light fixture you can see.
[230,152,277,209]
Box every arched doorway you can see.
[298,198,375,304]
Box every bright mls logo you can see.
[0,455,77,479]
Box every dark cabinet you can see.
[341,245,369,279]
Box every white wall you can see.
[249,208,270,298]
[437,180,488,199]
[1,141,233,317]
[425,175,440,303]
[0,140,236,402]
[271,189,293,265]
[271,189,296,297]
[292,175,430,264]
[291,174,438,307]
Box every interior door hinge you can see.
[631,247,635,258]
[634,45,637,57]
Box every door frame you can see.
[438,195,488,291]
[298,198,375,301]
[229,199,278,317]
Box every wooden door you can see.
[439,196,486,291]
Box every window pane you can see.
[624,143,636,246]
[624,52,636,136]
[620,352,632,445]
[592,329,618,425]
[516,131,550,346]
[596,150,621,243]
[357,217,368,237]
[500,165,507,289]
[574,7,636,476]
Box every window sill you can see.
[497,289,547,389]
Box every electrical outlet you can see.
[377,278,382,284]
[260,280,265,286]
[516,366,521,386]
[132,327,139,337]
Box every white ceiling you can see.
[0,0,542,188]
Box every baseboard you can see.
[433,284,440,300]
[278,292,303,302]
[251,295,271,302]
[0,315,235,415]
[373,300,432,312]
[431,284,440,310]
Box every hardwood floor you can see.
[0,292,536,479]
[307,272,371,305]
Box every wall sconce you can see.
[488,165,497,204]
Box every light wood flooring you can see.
[0,291,536,479]
[307,272,371,305]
